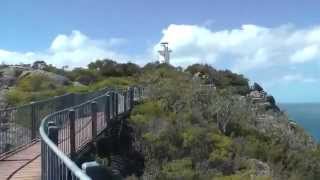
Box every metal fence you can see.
[0,88,112,155]
[40,86,144,180]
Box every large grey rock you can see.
[247,159,271,177]
[19,70,71,86]
[0,67,21,108]
[73,81,86,87]
[0,67,71,109]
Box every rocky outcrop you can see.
[0,67,22,108]
[247,159,272,177]
[0,67,72,109]
[252,82,264,92]
[19,70,71,86]
[247,83,317,150]
[73,81,86,87]
[248,82,280,112]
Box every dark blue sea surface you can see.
[279,103,320,142]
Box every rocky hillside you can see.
[125,64,320,180]
[247,83,316,151]
[0,60,318,180]
[0,65,71,108]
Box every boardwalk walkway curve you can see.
[0,86,144,180]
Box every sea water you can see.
[279,103,320,142]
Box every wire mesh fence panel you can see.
[0,87,115,155]
[39,86,144,180]
[95,95,107,135]
[0,105,32,154]
[74,103,92,152]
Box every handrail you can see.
[0,87,112,154]
[40,117,91,180]
[39,86,144,180]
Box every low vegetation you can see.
[128,64,320,180]
[5,59,139,105]
[4,60,320,179]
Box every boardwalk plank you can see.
[0,112,107,180]
[0,142,40,180]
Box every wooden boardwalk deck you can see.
[0,87,138,180]
[0,142,41,180]
[0,112,107,180]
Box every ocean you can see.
[279,103,320,142]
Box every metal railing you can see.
[0,88,112,155]
[40,86,144,180]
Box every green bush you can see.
[182,127,205,148]
[18,74,57,92]
[209,133,232,162]
[6,89,30,106]
[6,74,66,105]
[160,158,196,180]
[67,68,98,85]
[214,173,272,180]
[6,88,65,105]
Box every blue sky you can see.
[0,0,319,103]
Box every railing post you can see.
[46,122,59,180]
[142,87,144,99]
[129,87,134,110]
[30,102,37,140]
[48,122,58,145]
[115,92,119,116]
[91,101,97,140]
[105,94,110,123]
[124,91,127,112]
[69,110,76,159]
[139,87,142,100]
[112,92,116,118]
[70,93,76,106]
[111,92,114,119]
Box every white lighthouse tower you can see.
[158,42,172,64]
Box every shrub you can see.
[6,89,30,105]
[160,158,196,180]
[209,133,232,163]
[18,74,57,92]
[67,68,98,85]
[214,173,272,180]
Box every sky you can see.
[0,0,319,103]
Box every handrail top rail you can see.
[39,87,140,179]
[39,117,91,180]
[39,86,143,179]
[38,91,115,179]
[39,91,114,180]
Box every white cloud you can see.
[0,25,319,90]
[282,74,317,83]
[290,45,320,63]
[0,30,129,68]
[50,30,88,52]
[154,24,320,70]
[152,24,320,92]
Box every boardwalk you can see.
[0,112,106,180]
[0,87,142,180]
[0,142,41,180]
